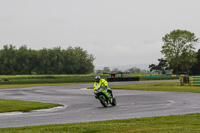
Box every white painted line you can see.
[0,106,66,116]
[30,105,66,112]
[0,112,23,116]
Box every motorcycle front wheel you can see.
[99,95,108,107]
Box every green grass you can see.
[0,99,62,113]
[110,82,200,93]
[0,77,95,84]
[1,114,200,132]
[0,83,92,89]
[0,74,109,84]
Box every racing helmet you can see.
[95,76,101,83]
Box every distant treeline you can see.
[0,45,95,75]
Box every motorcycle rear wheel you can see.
[111,97,117,106]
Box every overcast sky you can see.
[1,0,200,69]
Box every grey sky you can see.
[1,0,200,69]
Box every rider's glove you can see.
[105,85,108,89]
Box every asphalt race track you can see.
[1,80,200,128]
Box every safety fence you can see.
[147,74,189,77]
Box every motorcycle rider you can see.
[94,76,113,98]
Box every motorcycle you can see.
[94,85,117,107]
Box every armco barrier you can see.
[107,77,139,82]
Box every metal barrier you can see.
[107,77,139,82]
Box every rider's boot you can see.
[110,98,113,103]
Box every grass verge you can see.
[1,113,200,132]
[0,99,62,113]
[0,74,109,84]
[110,82,200,93]
[0,82,92,89]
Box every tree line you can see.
[149,29,200,75]
[0,45,95,75]
[96,67,150,74]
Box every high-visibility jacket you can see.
[94,79,108,90]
